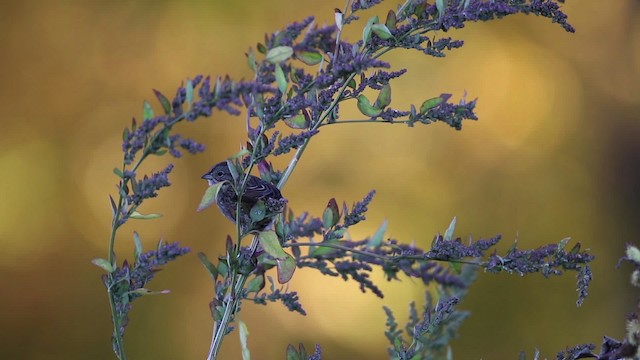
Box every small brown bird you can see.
[202,161,286,233]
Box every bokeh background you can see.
[1,1,639,359]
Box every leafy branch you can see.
[94,0,583,359]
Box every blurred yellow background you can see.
[1,0,639,359]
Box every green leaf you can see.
[275,213,285,239]
[133,231,143,260]
[275,64,287,94]
[393,337,404,352]
[213,76,222,97]
[286,344,301,360]
[283,114,309,129]
[247,48,257,72]
[224,160,240,183]
[122,127,129,143]
[329,227,347,240]
[108,195,117,218]
[371,24,393,40]
[374,83,392,108]
[246,275,265,293]
[627,245,640,263]
[414,1,427,17]
[91,258,115,273]
[153,89,172,115]
[276,254,296,284]
[334,8,343,31]
[265,46,293,64]
[408,104,417,126]
[197,182,224,212]
[347,77,356,90]
[368,219,388,248]
[258,230,288,260]
[298,344,308,359]
[569,241,582,255]
[450,260,462,274]
[143,100,154,120]
[309,239,340,257]
[296,50,323,65]
[239,320,251,360]
[113,167,124,178]
[129,211,162,220]
[217,260,229,278]
[228,148,251,160]
[198,252,218,281]
[290,70,300,84]
[250,200,266,223]
[385,10,397,30]
[419,96,445,114]
[322,198,340,229]
[557,237,571,254]
[436,0,446,17]
[128,288,170,296]
[186,79,194,105]
[272,31,285,47]
[356,94,383,117]
[256,42,267,54]
[362,16,379,47]
[443,216,457,242]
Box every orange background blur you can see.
[1,1,639,359]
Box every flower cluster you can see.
[102,241,190,342]
[341,190,376,227]
[273,130,320,156]
[276,191,594,308]
[286,343,323,360]
[252,288,306,315]
[126,164,174,206]
[424,234,501,260]
[484,240,594,306]
[383,265,476,359]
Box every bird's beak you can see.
[202,173,214,185]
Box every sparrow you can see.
[202,161,286,233]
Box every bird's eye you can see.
[216,171,224,177]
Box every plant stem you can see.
[106,172,127,360]
[319,119,411,127]
[279,72,357,187]
[208,125,265,359]
[207,233,259,359]
[107,282,127,360]
[207,35,360,359]
[291,242,483,266]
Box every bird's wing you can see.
[241,175,282,200]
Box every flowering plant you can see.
[92,1,611,359]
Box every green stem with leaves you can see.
[206,3,444,357]
[290,242,483,266]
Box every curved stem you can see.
[278,72,357,188]
[105,112,186,360]
[318,119,410,127]
[291,242,482,266]
[207,232,258,360]
[107,282,127,360]
[106,163,127,359]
